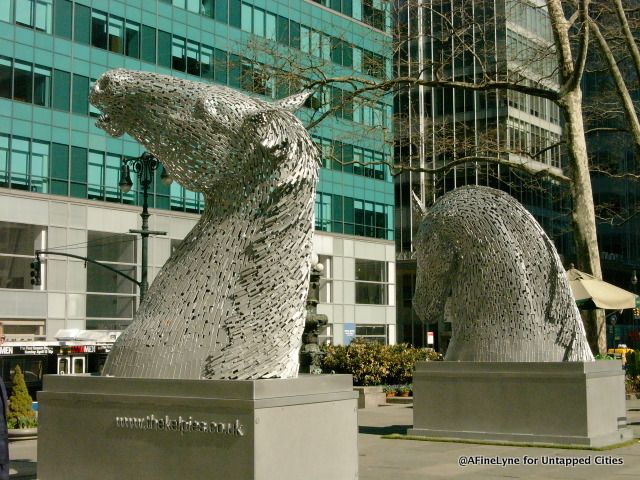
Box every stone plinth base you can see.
[408,362,632,447]
[38,374,358,480]
[354,386,386,409]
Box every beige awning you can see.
[566,268,637,310]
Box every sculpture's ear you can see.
[272,90,313,112]
[411,191,428,218]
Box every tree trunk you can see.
[547,0,605,356]
[561,88,606,355]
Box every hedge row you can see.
[321,341,441,386]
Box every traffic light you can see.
[634,308,640,318]
[30,257,41,286]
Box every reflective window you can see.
[158,30,172,68]
[72,74,89,115]
[88,231,136,264]
[201,45,214,80]
[86,294,135,319]
[172,36,186,71]
[186,40,199,75]
[140,25,156,63]
[88,151,104,200]
[317,255,333,303]
[52,69,70,111]
[228,0,241,28]
[265,13,276,41]
[355,325,387,344]
[362,0,385,31]
[86,263,136,294]
[13,60,32,103]
[125,20,140,58]
[0,57,11,99]
[355,259,388,304]
[315,192,331,232]
[0,220,47,290]
[201,0,214,18]
[0,134,8,187]
[30,140,48,193]
[0,1,11,23]
[70,146,87,197]
[33,64,51,107]
[276,16,289,45]
[53,0,72,38]
[74,3,90,44]
[108,15,124,54]
[15,0,52,33]
[72,357,85,374]
[0,221,44,256]
[50,142,68,195]
[241,3,251,32]
[216,0,228,23]
[10,137,29,188]
[253,8,264,37]
[228,54,241,88]
[91,11,107,49]
[214,48,227,84]
[105,153,121,201]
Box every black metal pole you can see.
[140,168,150,303]
[120,152,169,307]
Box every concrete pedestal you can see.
[409,361,633,447]
[38,374,358,480]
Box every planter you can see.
[353,386,386,409]
[399,391,410,397]
[8,427,38,441]
[385,392,397,398]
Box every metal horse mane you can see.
[413,186,594,362]
[90,69,319,379]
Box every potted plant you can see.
[397,385,411,397]
[383,385,397,397]
[7,365,38,439]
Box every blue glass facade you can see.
[0,0,394,239]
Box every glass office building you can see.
[394,0,570,348]
[0,0,396,344]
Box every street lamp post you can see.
[118,152,173,303]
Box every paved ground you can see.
[9,400,640,479]
[358,400,640,480]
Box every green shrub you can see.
[595,354,615,360]
[626,351,640,394]
[321,341,441,386]
[7,365,36,429]
[626,350,640,377]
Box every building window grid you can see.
[354,324,387,344]
[506,118,561,168]
[4,1,388,89]
[0,134,205,213]
[355,259,389,305]
[313,135,389,181]
[317,254,333,303]
[315,191,393,240]
[11,0,53,34]
[0,57,52,108]
[86,231,138,328]
[0,220,46,290]
[2,1,393,230]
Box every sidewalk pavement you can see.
[358,399,640,480]
[9,400,640,479]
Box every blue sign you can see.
[343,323,356,345]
